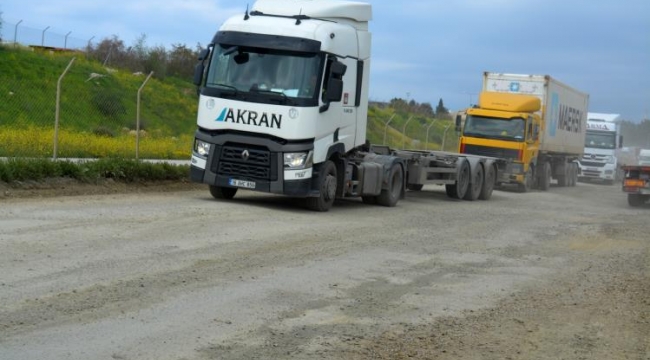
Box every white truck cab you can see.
[578,113,623,185]
[190,0,394,211]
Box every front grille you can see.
[579,161,606,168]
[213,144,276,181]
[218,162,270,179]
[463,144,520,160]
[221,146,270,166]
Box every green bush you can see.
[0,158,190,183]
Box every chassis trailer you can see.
[383,147,505,201]
[622,165,650,207]
[189,0,505,211]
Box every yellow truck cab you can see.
[461,92,543,190]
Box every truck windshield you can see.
[464,115,526,142]
[206,44,324,104]
[585,132,616,149]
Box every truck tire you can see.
[518,166,534,193]
[209,186,237,200]
[479,164,496,200]
[539,162,551,191]
[407,184,424,191]
[463,163,484,201]
[445,159,470,199]
[377,163,403,207]
[628,194,646,207]
[306,160,337,212]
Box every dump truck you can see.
[189,0,505,211]
[621,165,650,207]
[457,73,589,192]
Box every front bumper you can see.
[191,130,314,197]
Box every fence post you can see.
[382,114,396,145]
[136,71,154,160]
[14,20,23,48]
[425,119,439,151]
[441,123,452,151]
[401,116,414,149]
[41,26,50,46]
[53,57,76,160]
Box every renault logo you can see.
[241,149,250,161]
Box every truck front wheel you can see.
[209,186,237,200]
[377,163,403,207]
[518,166,534,193]
[306,160,337,212]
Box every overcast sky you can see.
[1,0,649,122]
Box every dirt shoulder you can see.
[352,250,650,360]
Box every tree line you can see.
[86,34,201,81]
[372,98,452,119]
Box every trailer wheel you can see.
[463,163,484,201]
[377,163,403,207]
[479,164,496,200]
[539,162,551,191]
[407,184,424,191]
[209,186,238,200]
[306,160,337,212]
[445,159,470,199]
[628,194,646,207]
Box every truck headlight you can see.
[284,151,313,169]
[194,139,211,157]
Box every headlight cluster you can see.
[194,140,211,157]
[284,151,313,169]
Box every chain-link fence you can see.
[0,46,197,159]
[1,20,91,50]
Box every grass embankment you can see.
[0,45,197,159]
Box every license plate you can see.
[587,168,599,172]
[229,179,256,189]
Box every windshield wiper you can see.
[211,83,238,93]
[250,88,289,104]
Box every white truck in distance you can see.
[189,0,504,211]
[578,113,623,184]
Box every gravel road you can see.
[1,181,648,359]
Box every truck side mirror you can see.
[193,63,205,87]
[197,48,210,61]
[320,60,347,113]
[193,48,211,87]
[619,135,624,148]
[455,114,462,132]
[534,125,540,140]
